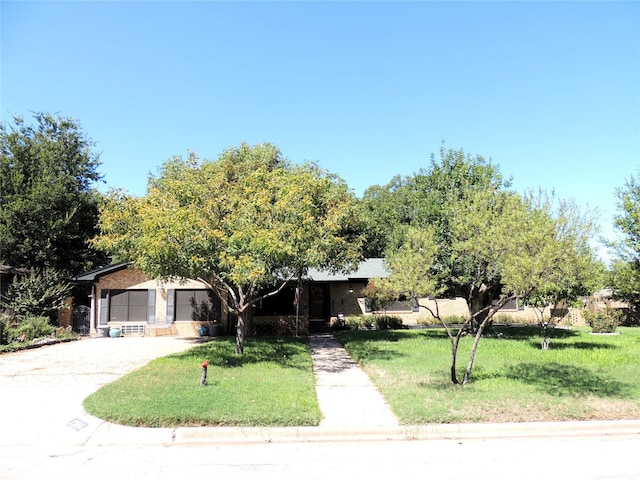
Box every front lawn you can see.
[84,326,640,428]
[336,326,640,424]
[83,336,321,427]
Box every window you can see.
[253,286,296,316]
[175,289,220,321]
[110,290,148,322]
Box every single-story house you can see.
[72,259,396,337]
[72,259,563,337]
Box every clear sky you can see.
[2,1,639,257]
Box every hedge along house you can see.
[72,263,227,337]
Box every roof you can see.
[307,258,389,282]
[71,259,389,284]
[72,262,130,282]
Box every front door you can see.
[309,284,329,321]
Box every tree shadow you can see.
[335,330,407,361]
[491,325,580,341]
[528,341,619,351]
[506,362,631,398]
[168,336,310,369]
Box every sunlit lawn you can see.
[336,326,640,424]
[83,336,321,427]
[84,326,640,427]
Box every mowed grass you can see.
[83,336,321,427]
[335,326,640,424]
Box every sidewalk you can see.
[309,332,400,428]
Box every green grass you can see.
[83,336,321,427]
[335,326,640,424]
[85,326,640,427]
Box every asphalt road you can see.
[3,436,640,480]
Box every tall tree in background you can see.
[0,113,107,276]
[609,168,640,323]
[94,143,363,354]
[361,146,511,325]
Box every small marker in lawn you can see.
[200,359,209,386]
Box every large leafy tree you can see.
[608,168,640,321]
[361,146,511,325]
[383,180,601,384]
[94,143,363,353]
[0,113,107,276]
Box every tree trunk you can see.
[462,315,493,384]
[235,312,245,355]
[541,323,550,350]
[450,338,460,384]
[468,290,491,333]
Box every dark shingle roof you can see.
[72,262,130,282]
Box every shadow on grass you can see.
[168,336,310,369]
[528,341,620,351]
[506,362,631,398]
[335,329,410,363]
[491,325,580,341]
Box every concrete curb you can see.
[82,419,640,446]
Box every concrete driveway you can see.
[0,336,200,448]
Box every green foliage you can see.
[373,148,602,384]
[360,145,510,258]
[607,168,640,315]
[0,315,11,345]
[417,314,466,325]
[0,112,108,275]
[584,309,622,333]
[0,315,72,352]
[0,269,71,321]
[346,315,374,331]
[15,315,55,340]
[373,315,404,330]
[345,314,403,331]
[94,143,364,354]
[361,278,397,312]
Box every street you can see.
[2,434,640,480]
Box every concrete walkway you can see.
[309,333,399,428]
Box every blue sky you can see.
[2,1,639,256]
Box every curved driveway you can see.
[0,336,200,447]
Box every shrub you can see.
[373,315,404,330]
[346,315,374,331]
[0,269,71,322]
[15,316,55,341]
[346,314,404,331]
[0,315,12,345]
[584,309,622,333]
